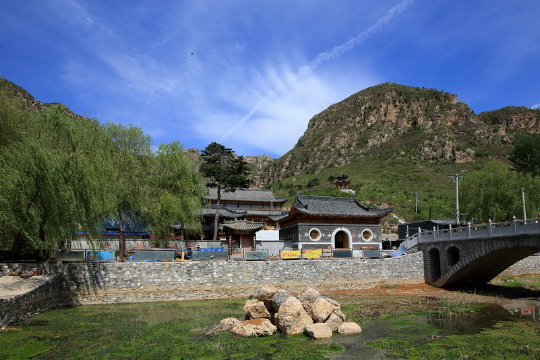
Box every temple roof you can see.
[244,209,289,217]
[291,195,393,218]
[222,219,266,232]
[202,207,246,219]
[206,188,288,204]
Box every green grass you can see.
[0,300,343,360]
[3,287,540,360]
[491,275,540,290]
[366,320,540,359]
[269,157,490,224]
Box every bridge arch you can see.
[446,246,460,267]
[429,237,540,287]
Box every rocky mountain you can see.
[244,155,274,172]
[257,83,540,185]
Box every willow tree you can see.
[147,142,205,246]
[0,98,118,258]
[103,123,153,256]
[199,142,251,240]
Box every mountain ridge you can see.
[255,82,540,186]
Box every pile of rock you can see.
[215,286,362,339]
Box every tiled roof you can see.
[222,219,266,231]
[292,195,393,217]
[202,207,246,218]
[244,209,289,217]
[206,188,288,203]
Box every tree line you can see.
[461,132,540,223]
[0,91,206,259]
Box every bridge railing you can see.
[412,218,540,244]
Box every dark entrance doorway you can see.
[334,230,350,249]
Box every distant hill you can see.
[252,83,540,225]
[3,77,538,225]
[256,83,540,186]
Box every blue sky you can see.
[1,1,539,157]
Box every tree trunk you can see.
[118,209,125,258]
[213,186,221,241]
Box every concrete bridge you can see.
[401,218,540,287]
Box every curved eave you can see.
[277,206,393,226]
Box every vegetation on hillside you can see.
[257,83,540,227]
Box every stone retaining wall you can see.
[2,253,539,327]
[501,255,540,275]
[2,253,423,305]
[0,275,75,328]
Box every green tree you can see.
[0,98,118,258]
[103,123,153,256]
[199,142,251,240]
[461,161,540,222]
[509,132,540,176]
[147,142,204,246]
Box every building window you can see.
[309,228,321,241]
[361,229,373,241]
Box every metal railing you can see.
[408,218,540,245]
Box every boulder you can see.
[270,290,294,311]
[304,323,333,339]
[276,297,313,334]
[307,297,337,323]
[255,285,279,302]
[324,312,344,332]
[255,285,279,310]
[337,322,362,336]
[206,317,241,334]
[231,318,277,337]
[243,299,270,319]
[332,307,346,321]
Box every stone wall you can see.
[0,275,75,328]
[1,253,424,306]
[502,255,540,275]
[3,254,540,326]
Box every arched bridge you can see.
[402,218,540,287]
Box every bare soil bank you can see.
[323,276,540,318]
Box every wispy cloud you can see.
[219,0,418,149]
[298,0,417,78]
[4,0,539,158]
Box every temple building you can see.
[277,195,393,253]
[333,174,351,190]
[202,188,288,254]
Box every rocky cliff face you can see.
[256,83,540,185]
[244,155,274,172]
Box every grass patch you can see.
[366,320,540,359]
[491,275,540,290]
[0,300,343,360]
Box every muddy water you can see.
[333,298,540,359]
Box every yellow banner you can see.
[280,250,301,259]
[302,249,322,259]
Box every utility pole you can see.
[414,192,419,214]
[522,188,527,220]
[447,173,466,225]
